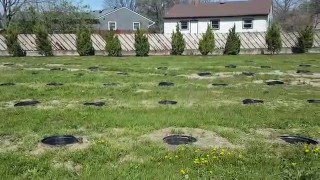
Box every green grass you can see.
[0,54,319,179]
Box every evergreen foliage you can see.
[171,24,185,55]
[34,22,53,56]
[224,25,241,55]
[134,29,150,56]
[5,23,26,57]
[105,30,122,57]
[76,26,95,56]
[295,26,314,53]
[199,25,215,55]
[266,23,282,54]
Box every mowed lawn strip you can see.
[0,54,319,179]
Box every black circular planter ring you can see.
[14,100,40,107]
[159,82,174,87]
[41,135,79,146]
[163,135,197,145]
[266,80,284,86]
[84,102,105,107]
[0,82,15,86]
[117,72,128,76]
[297,70,311,74]
[242,72,255,76]
[47,82,63,86]
[308,100,320,104]
[157,67,168,70]
[50,67,65,71]
[198,72,212,77]
[3,63,14,66]
[225,64,237,68]
[280,135,318,145]
[299,64,311,67]
[88,66,99,71]
[261,66,271,69]
[212,83,228,87]
[159,100,177,105]
[243,99,264,105]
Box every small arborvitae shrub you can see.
[224,25,241,55]
[105,30,122,57]
[266,23,282,54]
[171,24,185,55]
[134,29,150,56]
[76,26,94,56]
[199,25,215,55]
[295,26,314,53]
[6,23,26,57]
[34,22,53,56]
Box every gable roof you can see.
[90,7,155,24]
[164,0,273,19]
[91,8,116,19]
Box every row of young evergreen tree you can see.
[5,22,315,57]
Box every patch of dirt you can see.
[45,64,65,67]
[0,135,22,152]
[52,160,82,174]
[259,70,285,76]
[30,137,90,155]
[119,154,146,164]
[24,68,50,71]
[290,73,320,79]
[181,74,215,79]
[142,127,236,149]
[253,128,307,145]
[181,72,242,79]
[135,89,152,93]
[289,78,320,87]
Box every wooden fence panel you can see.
[0,35,7,51]
[1,31,320,55]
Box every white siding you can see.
[164,16,269,34]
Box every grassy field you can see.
[0,54,319,179]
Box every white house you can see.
[163,0,273,34]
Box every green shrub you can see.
[134,29,150,56]
[105,30,122,57]
[224,25,241,55]
[171,24,185,55]
[76,26,94,56]
[34,22,53,56]
[5,23,26,57]
[266,23,282,54]
[295,26,314,53]
[199,25,215,55]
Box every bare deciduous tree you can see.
[0,0,53,28]
[104,0,136,10]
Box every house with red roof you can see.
[163,0,273,34]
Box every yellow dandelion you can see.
[180,169,186,175]
[305,149,310,153]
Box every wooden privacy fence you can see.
[0,31,320,56]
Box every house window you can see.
[133,22,140,30]
[108,21,117,31]
[243,18,253,29]
[211,19,220,30]
[180,21,189,30]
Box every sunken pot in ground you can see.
[41,135,81,146]
[163,135,197,145]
